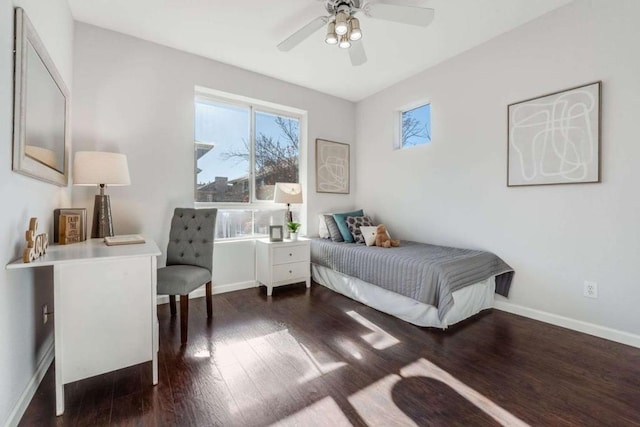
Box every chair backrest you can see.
[166,208,217,272]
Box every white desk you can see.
[6,238,161,416]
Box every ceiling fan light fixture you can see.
[348,17,362,41]
[339,35,351,49]
[325,22,338,45]
[335,11,349,35]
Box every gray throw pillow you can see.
[346,215,375,244]
[324,214,344,242]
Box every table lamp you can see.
[273,182,303,231]
[73,151,130,238]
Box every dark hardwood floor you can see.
[19,282,640,426]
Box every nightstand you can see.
[256,237,310,296]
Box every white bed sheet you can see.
[312,263,495,329]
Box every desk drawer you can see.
[273,262,309,282]
[273,245,309,265]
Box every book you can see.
[104,234,146,246]
[59,214,81,245]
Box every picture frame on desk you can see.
[54,208,87,243]
[269,225,283,242]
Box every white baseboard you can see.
[4,334,54,427]
[494,300,640,349]
[156,280,257,304]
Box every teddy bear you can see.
[375,224,400,248]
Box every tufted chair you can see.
[157,208,217,344]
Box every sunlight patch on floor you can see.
[193,349,211,358]
[213,329,347,415]
[349,358,529,426]
[400,358,529,426]
[297,343,347,384]
[345,310,400,350]
[269,396,352,427]
[336,338,364,360]
[348,374,415,426]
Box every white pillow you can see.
[360,226,391,246]
[318,213,331,239]
[359,226,378,246]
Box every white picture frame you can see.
[507,81,601,187]
[12,8,70,186]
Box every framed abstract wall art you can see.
[507,81,601,187]
[316,139,350,194]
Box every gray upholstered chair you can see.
[157,208,217,344]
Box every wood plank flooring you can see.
[19,282,640,426]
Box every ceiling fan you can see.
[277,0,435,66]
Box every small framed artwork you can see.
[316,139,350,194]
[507,81,601,187]
[269,225,283,242]
[54,208,87,243]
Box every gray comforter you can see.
[310,239,514,320]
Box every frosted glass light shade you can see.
[73,151,131,186]
[339,35,351,49]
[349,18,362,41]
[335,12,349,35]
[325,22,338,45]
[273,182,303,204]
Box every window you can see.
[399,103,431,149]
[194,91,303,239]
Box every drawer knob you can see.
[289,253,292,256]
[289,270,292,273]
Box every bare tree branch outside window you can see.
[401,104,431,147]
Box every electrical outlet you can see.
[42,304,49,324]
[584,281,598,299]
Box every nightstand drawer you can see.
[273,245,309,265]
[272,262,309,282]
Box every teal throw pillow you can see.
[333,209,364,243]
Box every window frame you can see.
[394,99,432,150]
[193,87,307,241]
[194,90,304,207]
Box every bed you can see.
[310,238,514,328]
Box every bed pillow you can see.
[346,216,375,244]
[332,209,364,243]
[318,214,331,238]
[323,214,344,242]
[359,226,379,246]
[359,225,391,246]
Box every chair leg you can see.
[180,295,189,344]
[206,281,212,319]
[169,295,177,316]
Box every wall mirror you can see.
[13,7,70,186]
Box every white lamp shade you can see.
[73,151,131,186]
[273,182,303,204]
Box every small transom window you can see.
[399,103,431,149]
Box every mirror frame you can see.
[12,7,70,186]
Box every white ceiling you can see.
[68,0,572,102]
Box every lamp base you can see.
[284,205,293,239]
[91,194,114,238]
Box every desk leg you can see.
[151,256,159,385]
[54,266,65,416]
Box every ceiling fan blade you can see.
[349,40,367,66]
[365,2,434,27]
[277,16,329,52]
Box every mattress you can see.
[310,238,513,320]
[312,264,495,328]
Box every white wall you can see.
[355,0,640,336]
[71,23,356,288]
[0,0,73,424]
